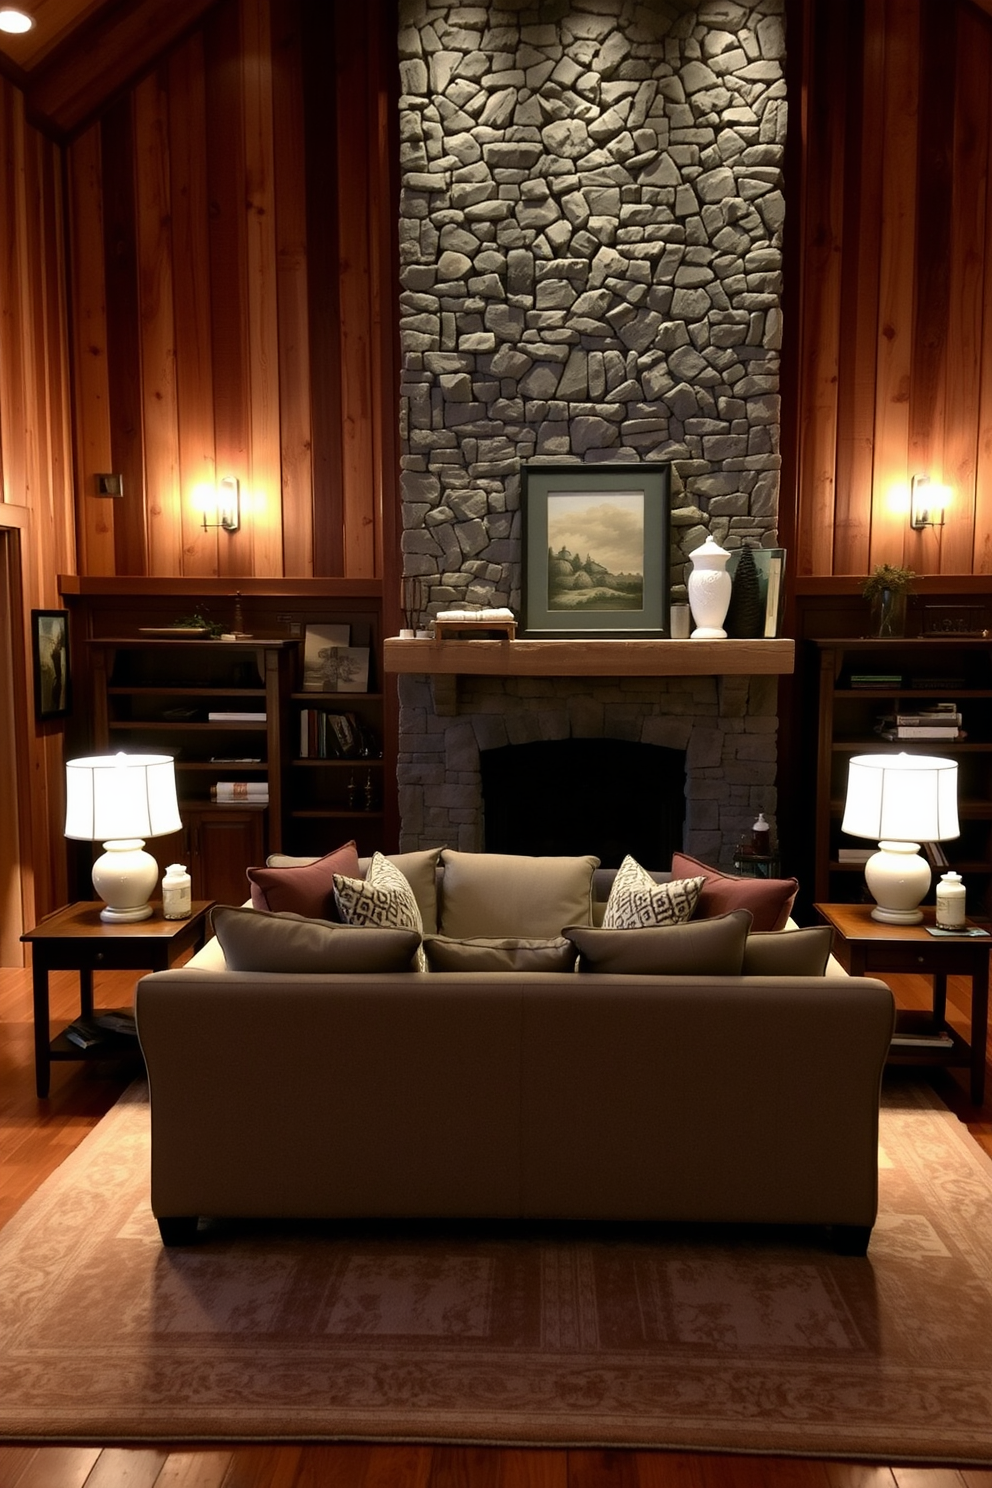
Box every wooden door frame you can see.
[0,509,34,962]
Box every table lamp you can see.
[841,752,959,924]
[65,753,182,922]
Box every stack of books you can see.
[874,703,964,742]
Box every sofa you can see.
[134,848,896,1253]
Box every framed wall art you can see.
[32,609,71,719]
[521,463,671,638]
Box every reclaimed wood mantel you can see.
[384,636,794,678]
[384,636,794,713]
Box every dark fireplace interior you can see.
[480,739,686,869]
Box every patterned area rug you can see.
[2,1080,992,1460]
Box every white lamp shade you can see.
[842,753,959,843]
[65,753,181,842]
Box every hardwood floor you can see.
[2,963,991,1488]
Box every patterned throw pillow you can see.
[603,854,705,929]
[334,852,426,969]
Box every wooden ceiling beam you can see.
[25,0,223,140]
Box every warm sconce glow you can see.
[0,9,35,32]
[192,477,240,533]
[910,475,950,530]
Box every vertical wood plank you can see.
[868,0,920,572]
[101,95,148,576]
[335,3,378,578]
[67,124,116,576]
[795,0,846,577]
[939,3,991,573]
[833,0,884,576]
[204,0,251,584]
[975,3,992,572]
[168,31,221,580]
[301,0,345,576]
[271,0,314,579]
[133,68,183,578]
[241,0,284,578]
[0,84,30,514]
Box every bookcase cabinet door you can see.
[154,805,265,907]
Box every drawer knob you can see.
[93,951,105,965]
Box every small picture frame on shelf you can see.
[726,547,786,638]
[302,624,351,691]
[32,609,71,719]
[330,647,370,693]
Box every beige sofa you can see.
[134,857,895,1253]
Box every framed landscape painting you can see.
[521,463,671,638]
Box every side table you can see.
[21,900,213,1098]
[815,902,990,1105]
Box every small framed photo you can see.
[302,624,351,691]
[32,609,71,719]
[521,463,671,638]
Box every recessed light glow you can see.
[0,8,35,33]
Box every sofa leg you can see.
[157,1215,199,1246]
[833,1224,871,1256]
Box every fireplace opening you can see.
[479,738,686,869]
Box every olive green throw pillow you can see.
[438,850,599,939]
[565,910,753,975]
[741,925,834,976]
[423,936,577,973]
[211,906,421,973]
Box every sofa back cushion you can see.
[438,850,600,938]
[564,910,753,975]
[211,905,421,973]
[671,851,798,932]
[741,925,834,976]
[423,935,577,973]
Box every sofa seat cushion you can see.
[603,855,705,928]
[672,851,799,932]
[423,935,577,973]
[565,910,753,975]
[247,840,361,918]
[438,850,599,939]
[211,905,421,973]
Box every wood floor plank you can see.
[824,1464,898,1488]
[363,1443,436,1488]
[891,1471,970,1487]
[149,1450,236,1488]
[291,1444,375,1487]
[565,1448,641,1487]
[0,1447,45,1488]
[83,1447,170,1487]
[217,1444,306,1488]
[495,1448,568,1488]
[428,1444,505,1488]
[12,1447,103,1488]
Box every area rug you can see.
[2,1081,992,1461]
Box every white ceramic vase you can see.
[687,536,732,638]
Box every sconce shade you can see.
[65,753,181,842]
[842,753,959,924]
[842,752,959,843]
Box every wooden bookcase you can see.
[61,580,397,904]
[811,636,992,921]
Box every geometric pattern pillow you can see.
[334,851,426,969]
[603,854,705,929]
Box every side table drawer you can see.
[856,942,986,975]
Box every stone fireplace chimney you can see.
[395,0,787,864]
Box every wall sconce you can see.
[910,475,949,530]
[200,477,240,533]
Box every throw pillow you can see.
[438,850,600,939]
[247,841,361,918]
[742,925,834,977]
[671,851,799,933]
[603,854,705,928]
[422,935,577,973]
[334,851,427,968]
[211,906,421,973]
[564,910,753,975]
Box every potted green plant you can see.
[862,564,915,637]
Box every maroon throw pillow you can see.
[247,841,361,919]
[671,851,798,933]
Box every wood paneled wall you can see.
[788,0,992,579]
[0,74,76,928]
[67,0,399,587]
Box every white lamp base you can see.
[864,840,932,924]
[91,838,158,922]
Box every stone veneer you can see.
[395,0,786,861]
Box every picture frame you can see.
[302,623,351,691]
[726,547,786,638]
[32,609,71,719]
[521,463,671,638]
